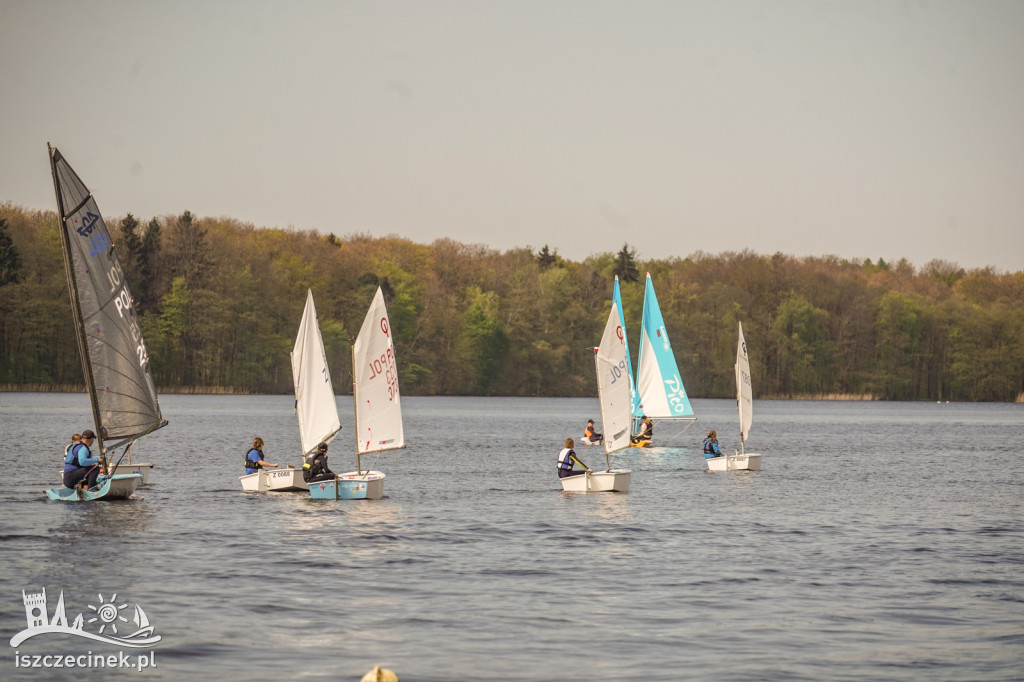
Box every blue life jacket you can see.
[703,438,721,459]
[64,443,87,468]
[557,448,576,471]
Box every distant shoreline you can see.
[2,384,1021,402]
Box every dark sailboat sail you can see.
[49,145,166,449]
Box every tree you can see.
[536,245,557,270]
[614,243,639,282]
[138,218,162,312]
[0,217,21,286]
[116,213,143,295]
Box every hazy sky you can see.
[2,1,1022,272]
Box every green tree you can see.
[0,217,22,286]
[614,243,639,282]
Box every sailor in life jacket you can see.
[584,419,603,444]
[630,415,653,444]
[244,437,278,475]
[557,438,592,478]
[303,442,336,483]
[62,429,101,489]
[703,430,723,459]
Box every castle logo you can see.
[10,588,161,649]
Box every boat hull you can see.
[266,467,308,491]
[559,469,631,493]
[111,462,153,485]
[706,453,762,472]
[308,471,386,500]
[46,473,142,502]
[239,470,267,492]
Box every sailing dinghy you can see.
[46,145,167,502]
[707,321,762,472]
[308,287,403,500]
[633,273,696,444]
[561,302,631,493]
[240,289,340,492]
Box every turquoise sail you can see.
[634,274,695,421]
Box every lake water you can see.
[1,394,1022,681]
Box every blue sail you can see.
[612,276,639,416]
[634,274,695,420]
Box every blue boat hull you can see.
[46,473,142,502]
[307,472,385,500]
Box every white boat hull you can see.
[337,471,385,500]
[111,462,153,485]
[240,470,267,492]
[265,467,308,491]
[559,469,631,493]
[706,453,762,472]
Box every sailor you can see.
[703,430,723,459]
[557,438,592,478]
[63,430,100,489]
[584,419,603,444]
[631,415,653,445]
[244,437,278,474]
[303,442,336,483]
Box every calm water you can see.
[1,394,1022,681]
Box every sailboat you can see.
[45,145,167,502]
[633,273,696,444]
[308,286,402,500]
[240,289,340,492]
[561,301,631,492]
[707,321,762,472]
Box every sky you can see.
[2,1,1023,273]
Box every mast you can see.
[351,338,363,476]
[49,144,107,472]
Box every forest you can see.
[1,202,1022,402]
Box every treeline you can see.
[1,202,1022,401]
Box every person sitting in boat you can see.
[557,438,592,478]
[63,429,100,490]
[64,433,81,458]
[584,419,603,444]
[703,430,723,459]
[244,437,278,475]
[303,442,336,483]
[630,415,653,445]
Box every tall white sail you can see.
[736,321,753,446]
[596,303,632,455]
[292,289,341,455]
[353,287,404,455]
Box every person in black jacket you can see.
[303,442,335,483]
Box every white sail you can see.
[596,303,632,455]
[291,289,341,455]
[736,321,753,445]
[353,287,404,455]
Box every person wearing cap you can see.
[630,415,653,445]
[557,438,592,478]
[62,429,101,489]
[302,442,336,483]
[244,437,278,475]
[583,419,603,444]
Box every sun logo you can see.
[86,593,129,634]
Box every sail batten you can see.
[50,145,165,447]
